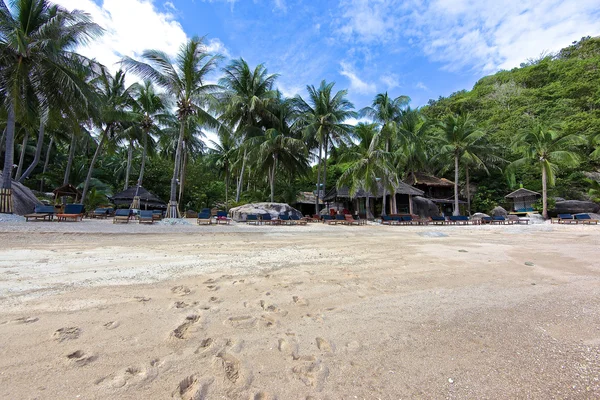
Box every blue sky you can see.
[55,0,600,115]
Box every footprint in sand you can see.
[315,337,334,353]
[259,315,278,328]
[104,321,120,330]
[170,315,201,340]
[53,327,81,342]
[134,296,151,302]
[107,364,160,389]
[66,350,97,366]
[277,338,299,359]
[225,338,245,353]
[195,338,217,359]
[291,359,329,392]
[252,392,278,400]
[13,316,39,324]
[215,351,253,388]
[173,301,199,309]
[206,285,220,291]
[292,296,309,306]
[171,285,191,296]
[174,375,214,400]
[259,301,289,316]
[225,315,257,329]
[203,278,216,284]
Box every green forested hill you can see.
[421,37,600,208]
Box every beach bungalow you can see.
[292,191,323,216]
[324,181,423,218]
[110,186,167,211]
[404,172,463,216]
[505,188,540,213]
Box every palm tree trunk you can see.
[167,121,185,218]
[82,130,108,204]
[366,196,373,220]
[39,136,53,192]
[236,148,247,202]
[270,154,278,202]
[63,131,77,185]
[124,140,133,190]
[453,153,460,216]
[178,147,187,205]
[0,128,6,156]
[466,166,471,216]
[15,130,29,180]
[315,142,323,214]
[225,167,229,211]
[19,119,45,183]
[322,136,329,202]
[137,129,148,188]
[1,103,16,213]
[541,164,548,219]
[408,194,414,215]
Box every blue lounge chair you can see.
[449,215,470,225]
[197,212,212,225]
[216,211,230,225]
[492,216,508,225]
[400,215,415,225]
[291,215,307,225]
[429,216,447,225]
[57,204,84,222]
[481,216,493,224]
[381,215,395,225]
[322,215,336,225]
[113,209,130,224]
[574,214,598,225]
[152,209,163,221]
[25,205,56,221]
[334,214,347,225]
[261,213,279,225]
[555,214,575,224]
[93,208,109,219]
[279,214,295,225]
[246,214,260,225]
[138,210,154,224]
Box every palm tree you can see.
[218,58,279,202]
[249,97,308,202]
[209,127,238,211]
[81,69,134,204]
[337,123,397,219]
[360,93,410,214]
[436,113,486,216]
[508,123,582,219]
[293,81,356,213]
[0,0,102,213]
[122,37,221,218]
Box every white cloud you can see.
[54,0,188,74]
[415,82,428,91]
[273,0,287,12]
[205,38,231,59]
[336,0,600,72]
[345,117,371,126]
[339,62,376,94]
[164,1,176,11]
[380,73,400,89]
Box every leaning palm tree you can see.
[0,0,102,212]
[293,81,356,213]
[122,37,221,217]
[337,123,397,220]
[436,113,486,215]
[217,58,279,202]
[508,123,582,219]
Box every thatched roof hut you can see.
[324,180,423,201]
[110,186,167,209]
[505,188,540,212]
[52,183,81,201]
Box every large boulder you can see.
[229,202,303,222]
[0,175,42,215]
[491,206,508,217]
[412,196,440,217]
[553,200,600,215]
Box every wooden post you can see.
[408,194,414,215]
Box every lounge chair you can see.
[24,205,56,221]
[216,211,230,225]
[574,214,599,225]
[246,214,260,225]
[335,214,348,225]
[278,214,295,225]
[113,209,130,224]
[507,214,529,224]
[151,209,163,221]
[291,215,307,225]
[344,214,361,226]
[449,215,470,225]
[555,214,575,224]
[56,204,84,222]
[380,215,396,225]
[399,215,416,225]
[322,215,336,225]
[92,208,109,219]
[480,216,493,224]
[429,216,447,225]
[197,212,212,225]
[306,214,321,223]
[138,210,154,224]
[491,216,509,225]
[260,213,279,225]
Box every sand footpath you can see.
[0,220,599,399]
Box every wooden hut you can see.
[405,172,454,199]
[52,184,82,203]
[505,188,540,212]
[110,186,167,210]
[324,181,424,218]
[293,191,323,216]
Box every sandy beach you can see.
[0,220,599,399]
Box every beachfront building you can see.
[405,172,463,216]
[110,186,167,211]
[505,188,541,212]
[324,181,424,218]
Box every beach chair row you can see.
[197,209,231,225]
[322,214,366,225]
[381,215,529,225]
[244,213,307,225]
[24,204,85,222]
[551,214,598,224]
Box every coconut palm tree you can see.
[218,58,279,202]
[122,37,221,217]
[360,92,410,214]
[0,0,102,212]
[337,123,397,219]
[436,113,486,216]
[293,81,356,213]
[508,123,582,219]
[248,97,308,202]
[81,69,135,204]
[209,127,238,211]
